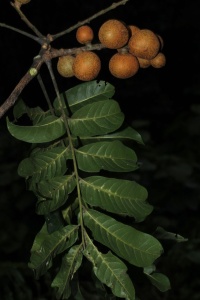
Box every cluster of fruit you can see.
[57,19,166,81]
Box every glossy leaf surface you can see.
[53,80,115,114]
[7,115,66,143]
[84,233,135,300]
[37,174,77,214]
[76,141,138,172]
[83,209,163,267]
[78,126,144,145]
[18,146,70,182]
[69,100,124,136]
[51,244,83,299]
[144,271,171,292]
[29,225,79,278]
[80,176,153,221]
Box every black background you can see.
[0,1,200,299]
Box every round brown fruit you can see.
[73,51,101,81]
[128,25,140,37]
[137,57,151,68]
[128,29,160,60]
[76,25,94,44]
[98,19,129,49]
[150,52,166,68]
[57,55,75,78]
[109,52,139,79]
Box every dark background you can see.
[0,0,200,299]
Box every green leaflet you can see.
[18,146,70,182]
[144,271,171,292]
[38,174,76,201]
[80,176,153,222]
[30,222,48,253]
[68,100,124,137]
[27,107,53,125]
[75,140,138,172]
[83,209,163,267]
[36,174,77,214]
[154,226,188,242]
[6,115,66,143]
[54,80,115,114]
[51,244,83,299]
[13,98,27,119]
[83,233,135,300]
[79,126,145,145]
[29,225,79,279]
[13,99,52,122]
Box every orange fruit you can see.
[109,52,139,79]
[57,55,75,78]
[128,29,160,60]
[150,52,166,68]
[98,19,129,49]
[73,51,101,81]
[128,25,140,37]
[137,57,151,68]
[76,25,94,44]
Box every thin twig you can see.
[10,1,45,41]
[0,56,43,119]
[0,43,105,119]
[0,23,42,44]
[51,0,129,40]
[37,73,54,114]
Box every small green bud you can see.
[29,68,38,77]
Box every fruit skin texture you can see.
[76,25,94,44]
[128,25,140,37]
[150,52,166,68]
[137,57,151,69]
[73,51,101,81]
[15,0,31,4]
[128,29,160,60]
[109,52,139,79]
[98,19,129,49]
[57,55,75,78]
